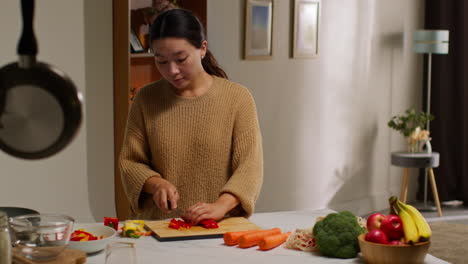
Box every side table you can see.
[391,152,442,217]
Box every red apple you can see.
[388,240,406,246]
[380,214,404,240]
[366,213,385,231]
[365,229,389,244]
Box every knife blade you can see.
[167,200,185,217]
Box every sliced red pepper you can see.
[208,222,219,228]
[70,230,99,241]
[169,222,180,229]
[177,220,192,228]
[169,218,217,229]
[199,219,219,229]
[168,218,192,229]
[104,217,119,231]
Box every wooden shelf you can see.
[131,52,154,58]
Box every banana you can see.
[396,206,420,244]
[388,196,432,243]
[398,201,432,242]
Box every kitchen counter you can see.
[86,208,448,264]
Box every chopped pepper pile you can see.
[123,220,151,238]
[168,218,219,229]
[169,218,192,229]
[200,219,219,229]
[70,229,103,241]
[103,216,151,239]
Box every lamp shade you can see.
[413,30,449,54]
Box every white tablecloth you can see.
[86,208,448,264]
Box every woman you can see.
[119,9,263,224]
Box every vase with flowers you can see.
[388,108,435,153]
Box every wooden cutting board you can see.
[145,217,261,241]
[12,248,86,264]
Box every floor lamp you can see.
[413,29,449,210]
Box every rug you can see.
[429,221,468,264]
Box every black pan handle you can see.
[17,0,37,56]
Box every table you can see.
[391,152,442,216]
[86,209,448,264]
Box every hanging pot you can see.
[0,207,39,218]
[0,0,82,159]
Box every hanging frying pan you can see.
[0,0,82,159]
[0,206,39,218]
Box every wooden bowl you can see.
[358,234,430,264]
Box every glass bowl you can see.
[9,214,75,261]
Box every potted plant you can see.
[387,108,434,153]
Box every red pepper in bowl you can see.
[70,229,102,241]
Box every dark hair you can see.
[150,9,228,79]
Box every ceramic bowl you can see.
[358,234,430,264]
[68,223,117,254]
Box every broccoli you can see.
[312,211,366,259]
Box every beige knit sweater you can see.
[119,76,263,220]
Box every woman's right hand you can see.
[143,176,179,212]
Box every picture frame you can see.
[244,0,274,60]
[130,28,145,53]
[292,0,320,58]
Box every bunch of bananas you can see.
[389,196,432,244]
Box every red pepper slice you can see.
[199,219,219,229]
[169,222,180,229]
[209,222,219,228]
[70,230,99,241]
[168,218,192,229]
[169,218,217,229]
[177,220,192,228]
[104,217,119,231]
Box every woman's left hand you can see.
[183,193,240,225]
[183,202,226,225]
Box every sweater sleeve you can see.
[119,93,160,214]
[221,89,264,217]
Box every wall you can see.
[207,0,424,215]
[83,0,115,222]
[0,0,114,222]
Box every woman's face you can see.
[152,37,207,90]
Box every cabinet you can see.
[112,0,206,219]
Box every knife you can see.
[167,200,185,217]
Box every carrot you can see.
[258,232,291,251]
[224,230,260,246]
[238,228,282,248]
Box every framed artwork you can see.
[244,0,274,60]
[130,28,145,53]
[292,0,320,58]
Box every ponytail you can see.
[202,50,228,79]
